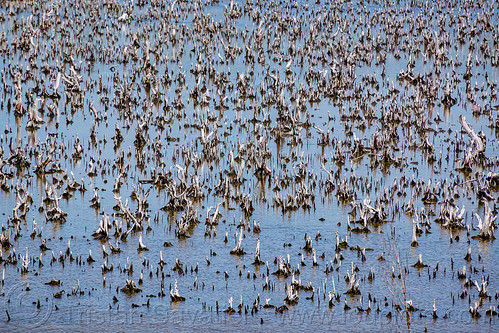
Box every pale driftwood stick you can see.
[459,115,484,163]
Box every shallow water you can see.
[0,0,498,332]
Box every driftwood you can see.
[473,201,497,240]
[459,115,485,167]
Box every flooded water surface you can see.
[0,0,498,332]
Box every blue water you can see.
[0,0,498,332]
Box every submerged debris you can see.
[170,279,185,302]
[121,280,142,296]
[0,0,497,331]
